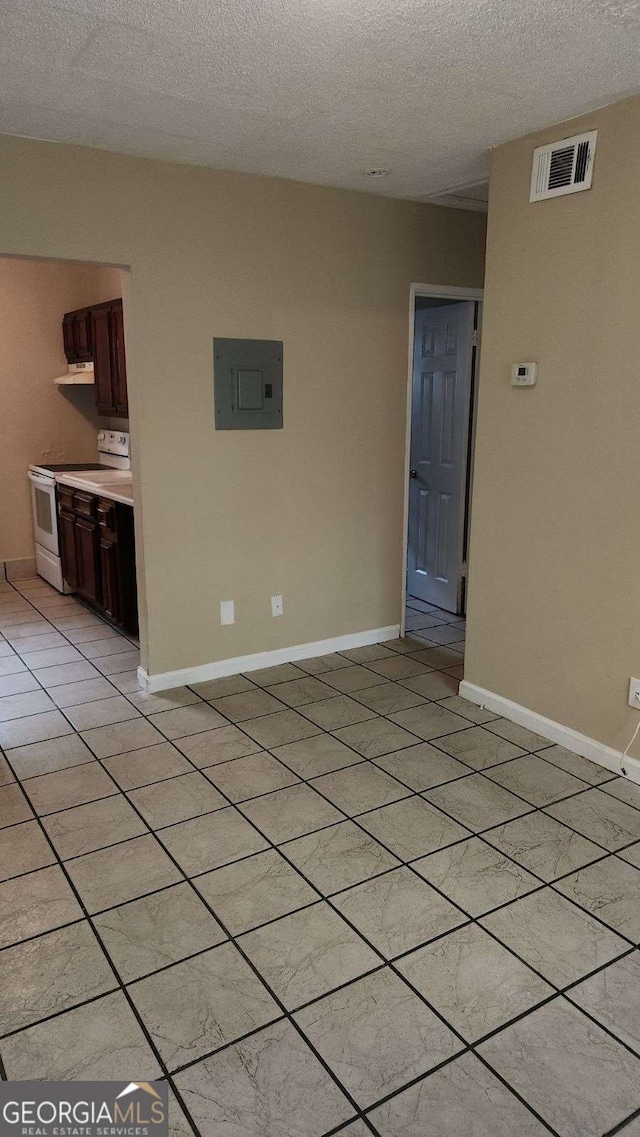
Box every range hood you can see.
[54,362,94,386]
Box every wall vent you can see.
[529,130,597,202]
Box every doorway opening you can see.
[402,283,483,647]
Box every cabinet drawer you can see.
[57,486,75,514]
[97,497,117,535]
[73,491,96,519]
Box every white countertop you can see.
[56,471,134,507]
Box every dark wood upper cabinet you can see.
[62,298,128,419]
[62,310,93,364]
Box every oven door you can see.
[28,471,60,556]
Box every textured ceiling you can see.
[1,0,639,201]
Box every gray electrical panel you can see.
[214,338,283,430]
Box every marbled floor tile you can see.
[264,675,337,708]
[369,1050,549,1137]
[204,751,299,802]
[373,742,470,792]
[569,952,640,1054]
[484,810,604,882]
[24,761,117,815]
[294,968,461,1109]
[239,783,343,844]
[66,833,183,913]
[93,881,226,982]
[546,788,640,851]
[270,734,364,779]
[602,776,640,810]
[0,709,74,750]
[332,865,466,957]
[321,665,385,694]
[63,695,141,731]
[436,695,498,724]
[210,688,287,723]
[477,997,640,1137]
[0,921,115,1035]
[195,848,318,935]
[292,695,377,732]
[246,663,308,687]
[0,753,14,785]
[430,726,524,771]
[127,687,201,715]
[413,836,539,916]
[341,644,396,663]
[295,653,354,674]
[49,678,119,708]
[398,923,553,1042]
[536,745,616,785]
[175,1018,353,1137]
[102,742,193,789]
[358,796,469,860]
[129,941,280,1070]
[0,990,162,1080]
[80,718,165,759]
[486,754,588,807]
[364,656,431,682]
[480,887,628,986]
[128,771,227,828]
[42,794,146,859]
[350,682,427,715]
[239,903,379,1010]
[159,807,269,876]
[0,864,83,946]
[397,671,459,701]
[148,702,227,740]
[0,781,34,827]
[311,763,409,816]
[337,1121,371,1136]
[555,856,640,940]
[33,661,100,688]
[283,820,399,894]
[424,773,531,832]
[0,818,54,880]
[0,688,55,721]
[387,703,472,742]
[174,725,263,768]
[241,710,323,749]
[331,717,421,760]
[192,674,257,699]
[0,673,44,699]
[406,646,461,670]
[93,650,142,677]
[619,843,640,869]
[485,718,554,752]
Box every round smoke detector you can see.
[362,168,390,177]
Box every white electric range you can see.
[28,430,131,592]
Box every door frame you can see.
[401,282,484,635]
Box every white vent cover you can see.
[529,130,597,202]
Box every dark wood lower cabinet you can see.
[57,488,138,635]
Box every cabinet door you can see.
[99,535,121,624]
[58,510,79,591]
[75,516,100,603]
[91,307,116,414]
[62,314,76,363]
[74,310,92,361]
[109,302,128,417]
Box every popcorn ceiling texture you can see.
[0,0,639,198]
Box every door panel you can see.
[407,301,474,612]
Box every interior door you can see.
[407,301,475,613]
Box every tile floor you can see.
[0,583,639,1136]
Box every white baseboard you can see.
[138,624,401,694]
[459,680,640,787]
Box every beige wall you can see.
[466,94,640,754]
[0,256,105,564]
[0,135,486,676]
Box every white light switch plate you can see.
[271,594,283,617]
[220,600,235,625]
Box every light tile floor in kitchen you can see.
[0,581,639,1136]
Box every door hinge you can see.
[471,330,479,347]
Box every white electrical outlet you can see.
[271,594,284,617]
[219,600,235,625]
[629,678,640,708]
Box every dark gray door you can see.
[407,301,475,612]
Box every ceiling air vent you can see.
[529,130,597,202]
